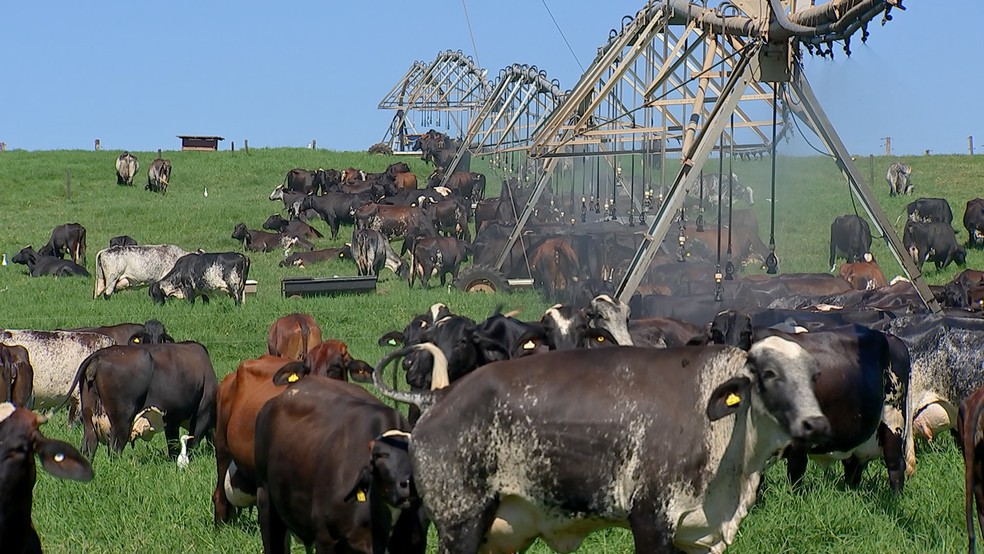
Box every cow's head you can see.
[148,281,167,304]
[129,319,174,344]
[345,430,414,510]
[707,310,754,351]
[231,223,249,242]
[404,316,480,389]
[305,339,373,383]
[11,246,36,266]
[0,346,31,406]
[262,214,287,232]
[587,294,633,346]
[269,184,285,201]
[955,245,968,267]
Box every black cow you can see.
[39,223,86,265]
[0,345,32,406]
[262,214,324,241]
[11,246,90,277]
[828,215,872,271]
[377,304,452,348]
[903,220,967,270]
[965,198,984,248]
[298,193,373,240]
[352,228,407,278]
[279,246,351,268]
[0,404,93,553]
[373,338,828,552]
[281,168,326,195]
[905,197,953,224]
[408,236,469,288]
[424,196,470,241]
[108,235,137,248]
[254,375,425,554]
[64,341,218,459]
[149,252,250,305]
[66,320,173,346]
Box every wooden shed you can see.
[177,135,224,151]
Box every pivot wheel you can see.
[454,265,511,294]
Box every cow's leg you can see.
[164,422,181,459]
[80,391,98,459]
[257,486,290,554]
[842,455,868,488]
[434,501,498,554]
[628,495,677,553]
[784,444,809,488]
[877,422,906,492]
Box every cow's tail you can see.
[373,343,449,411]
[93,250,106,299]
[299,316,311,362]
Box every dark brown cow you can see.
[959,384,984,553]
[529,237,580,299]
[838,261,888,291]
[39,223,87,265]
[254,375,425,553]
[355,203,434,240]
[65,320,173,346]
[262,214,324,241]
[965,198,984,248]
[408,236,469,288]
[266,313,322,361]
[280,246,351,268]
[231,223,314,253]
[0,345,32,406]
[0,404,93,554]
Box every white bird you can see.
[1,254,6,266]
[177,434,194,469]
[203,186,208,198]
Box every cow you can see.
[38,223,86,265]
[267,313,322,361]
[261,214,324,241]
[115,151,139,186]
[355,203,434,240]
[93,244,191,298]
[528,237,580,300]
[586,294,634,346]
[838,261,888,291]
[298,193,374,240]
[408,236,469,288]
[231,223,312,253]
[965,198,984,248]
[903,197,953,225]
[149,251,250,306]
[0,329,115,412]
[903,220,967,271]
[373,337,829,553]
[281,168,326,195]
[65,320,173,346]
[108,235,137,248]
[0,403,93,554]
[959,384,984,554]
[829,215,873,271]
[430,170,485,204]
[0,345,32,406]
[705,311,913,491]
[213,341,374,524]
[269,185,316,219]
[254,375,426,554]
[279,246,350,268]
[11,246,89,277]
[377,304,452,348]
[63,341,217,460]
[887,161,913,196]
[424,196,470,241]
[628,317,703,347]
[352,228,407,278]
[147,158,172,194]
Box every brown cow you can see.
[393,172,418,192]
[0,345,32,406]
[212,341,372,525]
[838,261,888,291]
[266,313,322,361]
[959,384,984,553]
[529,237,580,300]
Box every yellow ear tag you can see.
[522,340,536,350]
[387,339,398,346]
[287,373,299,383]
[356,490,366,502]
[596,335,605,342]
[132,338,140,343]
[725,393,741,407]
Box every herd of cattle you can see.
[10,146,984,552]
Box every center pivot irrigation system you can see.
[381,0,937,312]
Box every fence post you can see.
[157,148,162,160]
[65,170,71,199]
[970,136,975,156]
[884,137,891,156]
[244,139,249,154]
[94,139,101,151]
[310,139,316,150]
[868,154,874,187]
[231,141,235,153]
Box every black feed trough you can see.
[281,275,377,298]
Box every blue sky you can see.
[1,1,978,156]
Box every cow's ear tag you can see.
[725,393,741,407]
[596,335,606,343]
[287,373,299,383]
[522,340,536,350]
[387,339,398,346]
[132,338,140,343]
[356,490,367,502]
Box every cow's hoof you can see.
[454,265,510,294]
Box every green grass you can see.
[1,148,981,553]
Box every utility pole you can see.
[882,136,891,156]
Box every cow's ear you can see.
[378,331,404,347]
[35,438,93,481]
[344,464,373,503]
[584,328,618,347]
[706,377,752,421]
[513,329,548,358]
[272,362,311,386]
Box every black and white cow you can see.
[11,246,89,277]
[149,252,250,306]
[904,197,953,225]
[829,215,873,271]
[352,228,406,278]
[903,220,967,271]
[374,338,829,552]
[93,244,191,299]
[886,162,913,196]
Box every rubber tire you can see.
[454,265,511,294]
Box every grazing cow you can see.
[279,246,350,268]
[213,342,373,524]
[408,236,469,288]
[0,403,93,554]
[11,246,89,277]
[0,330,115,411]
[838,261,888,291]
[115,151,139,186]
[267,313,322,361]
[298,193,374,240]
[64,341,217,459]
[39,223,87,265]
[959,385,984,554]
[261,214,324,241]
[232,223,312,253]
[903,220,967,271]
[829,215,872,271]
[0,345,33,406]
[529,237,579,300]
[93,244,191,298]
[147,158,172,194]
[904,197,953,225]
[965,199,984,248]
[108,235,137,248]
[352,228,406,278]
[254,375,425,554]
[887,161,913,196]
[149,251,250,305]
[374,338,828,553]
[66,319,173,346]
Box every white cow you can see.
[93,244,190,299]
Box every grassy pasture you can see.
[0,147,981,553]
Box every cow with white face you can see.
[374,337,829,553]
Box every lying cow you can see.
[149,252,250,306]
[93,244,191,298]
[262,213,324,241]
[39,223,87,265]
[0,404,93,553]
[838,261,888,291]
[267,313,322,361]
[279,246,350,268]
[231,223,313,253]
[65,341,217,459]
[0,345,32,406]
[374,338,829,552]
[11,246,89,277]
